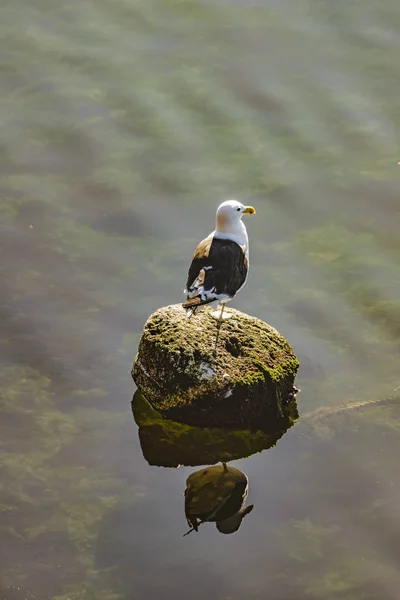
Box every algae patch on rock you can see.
[132,304,299,429]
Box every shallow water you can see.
[1,0,400,598]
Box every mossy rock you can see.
[132,391,298,467]
[132,304,299,429]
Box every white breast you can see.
[213,221,249,257]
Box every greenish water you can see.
[1,0,400,598]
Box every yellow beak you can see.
[243,206,256,215]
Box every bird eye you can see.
[237,207,241,211]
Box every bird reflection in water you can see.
[183,462,253,536]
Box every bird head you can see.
[216,200,256,231]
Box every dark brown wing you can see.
[185,235,213,291]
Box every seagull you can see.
[183,199,256,320]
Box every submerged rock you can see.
[132,304,299,429]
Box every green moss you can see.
[234,370,266,387]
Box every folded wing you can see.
[183,236,248,311]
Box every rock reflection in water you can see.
[183,463,253,536]
[131,389,298,468]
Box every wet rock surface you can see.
[132,304,299,428]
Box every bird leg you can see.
[211,303,233,357]
[212,325,221,359]
[182,527,196,537]
[218,302,226,321]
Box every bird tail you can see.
[240,504,254,518]
[182,297,215,316]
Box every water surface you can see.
[1,0,400,598]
